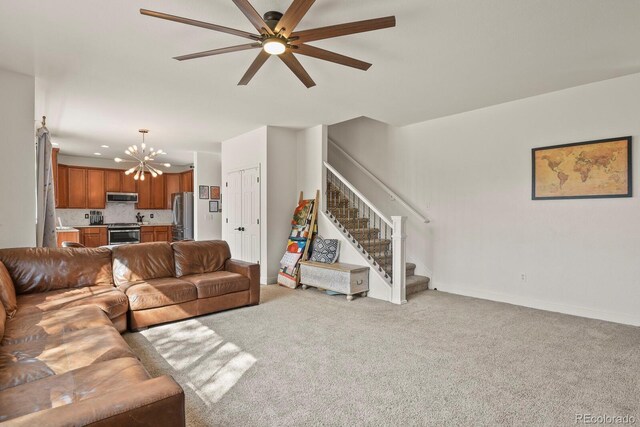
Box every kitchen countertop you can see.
[70,225,108,228]
[56,227,79,232]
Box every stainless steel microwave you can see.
[106,192,139,203]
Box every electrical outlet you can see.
[85,214,89,219]
[150,214,154,219]
[520,273,527,282]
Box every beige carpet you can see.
[124,285,640,426]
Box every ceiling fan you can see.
[140,0,396,88]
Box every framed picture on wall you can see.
[210,186,220,199]
[199,185,209,199]
[209,200,219,213]
[532,136,632,200]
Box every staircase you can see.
[326,179,430,298]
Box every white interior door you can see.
[241,167,260,264]
[225,166,260,264]
[225,170,243,259]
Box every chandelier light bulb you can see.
[117,129,167,180]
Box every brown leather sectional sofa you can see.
[0,240,260,425]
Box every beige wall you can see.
[0,68,36,248]
[329,72,640,326]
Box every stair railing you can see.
[328,137,430,224]
[324,161,406,304]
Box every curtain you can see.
[36,126,57,247]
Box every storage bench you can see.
[299,261,369,300]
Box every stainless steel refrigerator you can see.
[171,192,194,241]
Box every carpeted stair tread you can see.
[407,275,429,296]
[406,263,416,277]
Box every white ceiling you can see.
[1,0,640,165]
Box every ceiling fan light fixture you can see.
[262,37,286,55]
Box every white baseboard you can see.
[434,281,640,327]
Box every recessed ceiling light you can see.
[94,152,102,156]
[51,142,59,146]
[100,145,109,148]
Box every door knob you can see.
[234,227,246,231]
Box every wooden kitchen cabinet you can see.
[165,174,181,209]
[140,226,155,243]
[141,226,172,243]
[181,170,193,192]
[105,170,121,192]
[87,169,105,208]
[57,165,69,208]
[136,173,151,209]
[67,168,87,208]
[151,174,165,209]
[56,230,80,247]
[78,227,108,248]
[121,170,137,193]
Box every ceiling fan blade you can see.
[174,43,261,61]
[140,9,259,40]
[291,16,396,44]
[238,50,271,85]
[294,45,371,71]
[279,52,316,88]
[232,0,273,35]
[275,0,315,37]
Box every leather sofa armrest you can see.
[225,259,260,305]
[7,375,185,427]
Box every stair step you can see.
[406,262,416,277]
[346,228,381,240]
[329,207,360,217]
[406,275,429,296]
[330,216,371,229]
[326,199,350,208]
[358,238,391,253]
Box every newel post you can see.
[391,216,407,305]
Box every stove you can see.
[106,223,141,245]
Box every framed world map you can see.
[532,136,632,200]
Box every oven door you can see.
[108,228,140,245]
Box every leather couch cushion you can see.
[112,242,175,287]
[0,261,18,318]
[126,277,197,311]
[172,240,231,277]
[2,305,112,346]
[0,357,150,423]
[15,286,128,320]
[183,271,250,299]
[0,325,136,391]
[0,248,113,295]
[0,303,5,342]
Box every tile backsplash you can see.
[57,203,173,226]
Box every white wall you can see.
[266,127,299,283]
[193,152,222,241]
[0,68,35,248]
[329,72,640,326]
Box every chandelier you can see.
[114,129,170,180]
